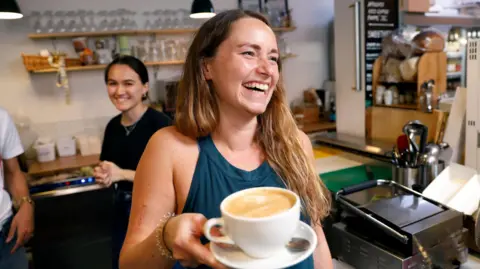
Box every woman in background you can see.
[93,55,172,269]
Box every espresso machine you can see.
[329,180,468,269]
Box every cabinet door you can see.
[465,39,479,170]
[334,0,366,137]
[335,0,399,137]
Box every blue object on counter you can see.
[329,113,336,122]
[29,176,96,194]
[320,164,392,193]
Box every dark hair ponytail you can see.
[104,55,150,101]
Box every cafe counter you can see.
[27,154,113,269]
[311,135,480,268]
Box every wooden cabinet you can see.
[372,51,447,111]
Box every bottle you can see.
[329,97,336,122]
[263,0,271,22]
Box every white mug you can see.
[203,187,301,259]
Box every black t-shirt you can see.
[100,107,172,191]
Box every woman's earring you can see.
[143,93,147,98]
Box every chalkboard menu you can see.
[364,0,398,105]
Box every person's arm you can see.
[94,161,136,187]
[3,157,34,253]
[312,224,333,269]
[119,128,178,268]
[120,128,225,269]
[1,111,34,253]
[4,158,31,207]
[299,131,334,269]
[117,169,135,181]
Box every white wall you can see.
[0,0,333,135]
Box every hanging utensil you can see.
[418,125,428,155]
[393,146,403,166]
[402,121,429,167]
[403,121,419,154]
[419,80,434,113]
[425,143,440,159]
[397,134,409,154]
[438,142,453,163]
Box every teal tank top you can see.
[174,136,314,269]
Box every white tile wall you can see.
[0,0,333,141]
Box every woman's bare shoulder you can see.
[149,126,198,153]
[297,130,312,148]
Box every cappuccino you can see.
[225,188,295,218]
[204,187,301,258]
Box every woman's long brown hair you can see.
[175,9,330,225]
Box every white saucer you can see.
[210,221,317,269]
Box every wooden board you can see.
[301,122,336,133]
[366,106,446,143]
[31,60,185,73]
[28,27,297,39]
[28,154,100,177]
[417,51,447,105]
[30,54,298,74]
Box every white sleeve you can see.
[0,110,24,160]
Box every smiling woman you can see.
[93,55,172,269]
[119,9,332,269]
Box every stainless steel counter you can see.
[30,184,113,269]
[310,132,393,162]
[31,183,104,199]
[333,252,480,268]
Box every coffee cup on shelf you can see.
[203,187,301,259]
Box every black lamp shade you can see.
[190,0,215,19]
[0,0,23,19]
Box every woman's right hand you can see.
[163,213,227,269]
[93,163,112,187]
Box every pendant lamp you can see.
[190,0,215,19]
[0,0,23,20]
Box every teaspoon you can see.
[214,237,311,253]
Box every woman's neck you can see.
[121,103,148,126]
[212,106,259,152]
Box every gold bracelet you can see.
[13,196,34,211]
[155,212,176,260]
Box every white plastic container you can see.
[34,138,56,163]
[76,135,91,156]
[76,135,101,156]
[422,163,480,215]
[56,137,76,157]
[87,136,102,155]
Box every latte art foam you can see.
[225,189,295,218]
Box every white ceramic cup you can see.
[203,187,301,259]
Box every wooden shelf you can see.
[28,154,100,177]
[300,121,336,134]
[447,51,463,58]
[28,27,297,39]
[447,71,462,79]
[281,53,297,60]
[374,103,418,110]
[31,60,185,73]
[29,54,297,74]
[402,12,480,27]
